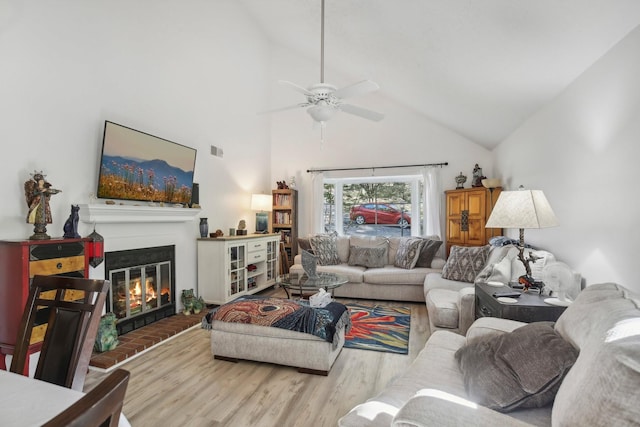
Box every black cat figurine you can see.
[63,204,81,239]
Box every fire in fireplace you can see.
[105,245,176,335]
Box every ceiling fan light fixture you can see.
[307,102,336,122]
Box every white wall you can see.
[0,1,272,303]
[267,46,494,236]
[494,26,640,292]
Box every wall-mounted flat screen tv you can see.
[97,121,197,204]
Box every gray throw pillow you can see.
[415,239,443,268]
[297,237,314,254]
[441,245,490,283]
[394,237,425,269]
[455,322,578,412]
[309,234,340,266]
[348,246,387,268]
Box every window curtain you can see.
[311,171,325,234]
[422,166,442,238]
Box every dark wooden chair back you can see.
[279,241,290,275]
[43,368,130,427]
[10,275,110,391]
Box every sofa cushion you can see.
[297,237,314,254]
[474,245,518,285]
[317,264,365,283]
[416,239,443,268]
[441,245,490,283]
[348,246,387,268]
[394,237,425,269]
[455,321,578,412]
[364,266,432,285]
[310,234,340,266]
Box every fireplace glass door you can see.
[109,261,171,321]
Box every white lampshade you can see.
[251,194,272,212]
[485,189,559,230]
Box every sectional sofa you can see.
[290,235,446,302]
[339,282,640,426]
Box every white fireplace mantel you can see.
[78,203,202,224]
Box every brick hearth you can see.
[89,312,207,371]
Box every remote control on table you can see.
[493,291,522,298]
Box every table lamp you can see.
[251,194,272,234]
[485,186,559,289]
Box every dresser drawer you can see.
[247,240,267,253]
[247,251,266,263]
[29,255,85,277]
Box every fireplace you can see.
[105,245,176,336]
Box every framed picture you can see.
[256,212,269,233]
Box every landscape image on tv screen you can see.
[97,121,197,204]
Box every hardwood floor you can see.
[84,288,431,427]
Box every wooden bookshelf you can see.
[272,189,298,266]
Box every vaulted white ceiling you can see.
[237,0,640,148]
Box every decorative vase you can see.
[199,218,209,238]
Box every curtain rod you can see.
[307,162,448,173]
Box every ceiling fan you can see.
[263,0,384,128]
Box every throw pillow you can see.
[309,234,340,266]
[348,246,387,268]
[455,322,578,412]
[297,237,314,254]
[441,245,490,283]
[394,237,425,269]
[415,239,443,268]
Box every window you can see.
[322,175,423,238]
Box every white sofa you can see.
[290,235,445,302]
[339,282,640,426]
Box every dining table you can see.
[0,369,131,426]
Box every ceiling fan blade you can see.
[333,80,380,100]
[258,103,309,115]
[340,103,385,122]
[279,80,314,96]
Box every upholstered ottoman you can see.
[205,296,350,375]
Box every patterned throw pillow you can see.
[348,246,387,268]
[394,237,425,269]
[415,239,443,268]
[309,234,340,266]
[441,245,490,283]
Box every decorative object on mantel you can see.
[455,172,467,189]
[62,204,81,239]
[485,185,559,292]
[471,164,487,187]
[86,224,105,268]
[199,218,209,238]
[24,170,62,240]
[301,249,320,279]
[237,219,248,235]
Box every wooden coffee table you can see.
[279,272,348,299]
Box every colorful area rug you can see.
[344,303,411,354]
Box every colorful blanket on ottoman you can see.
[202,296,351,347]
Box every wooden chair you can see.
[43,368,130,427]
[10,275,110,391]
[279,241,290,275]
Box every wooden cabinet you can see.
[197,234,279,305]
[445,187,501,255]
[272,189,298,265]
[0,238,90,370]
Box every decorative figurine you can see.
[471,164,487,187]
[277,180,289,189]
[93,312,119,353]
[63,204,81,239]
[24,170,62,240]
[455,172,467,189]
